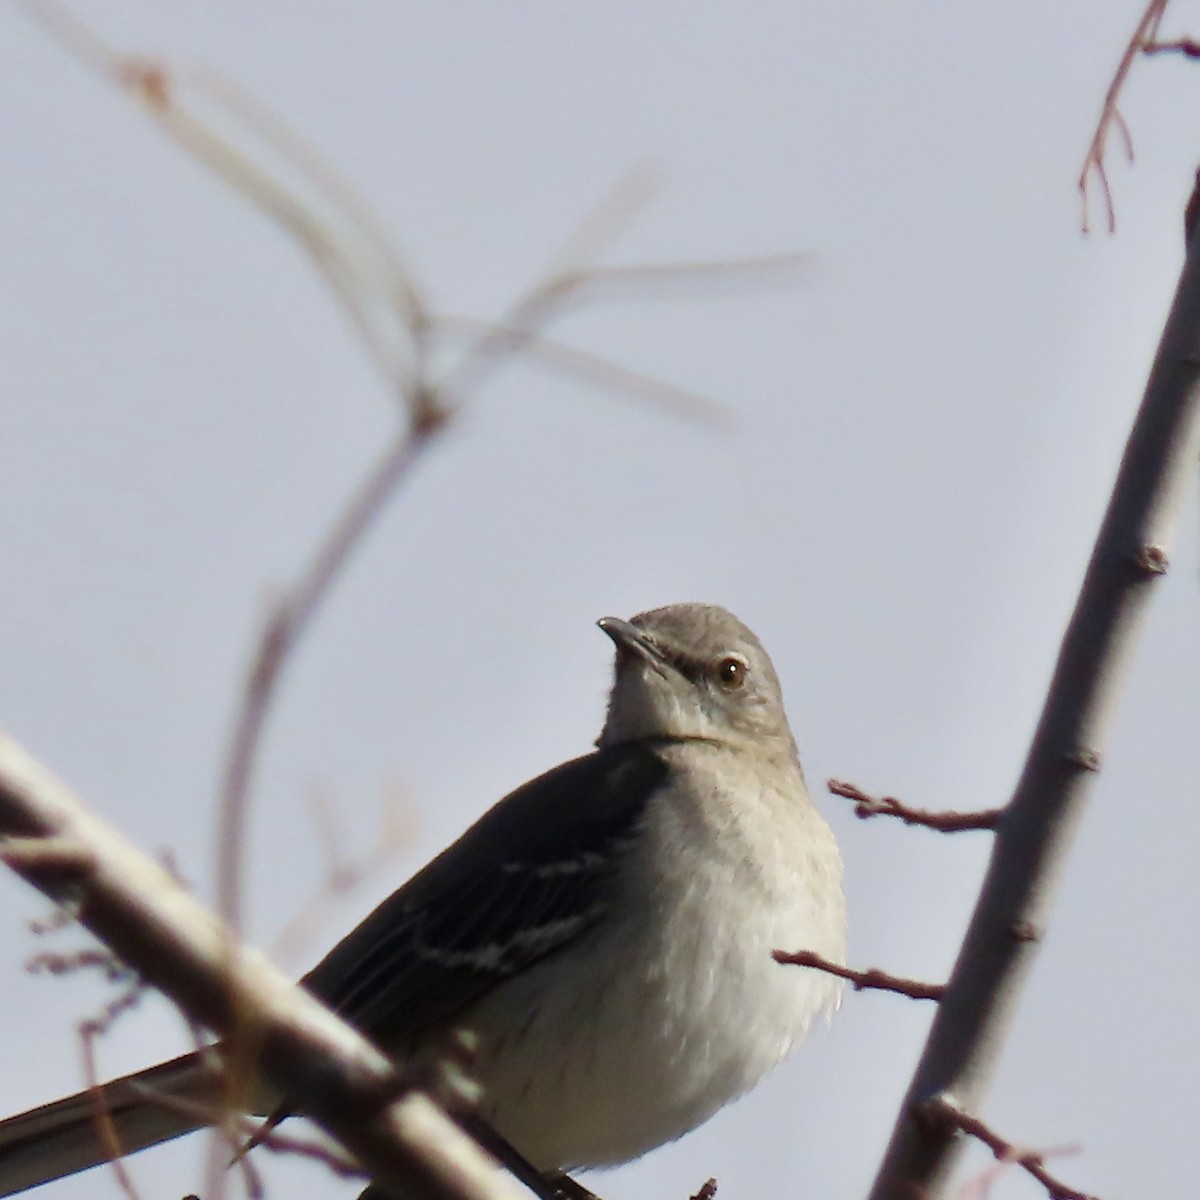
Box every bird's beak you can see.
[597,617,670,675]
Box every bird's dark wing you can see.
[300,742,670,1048]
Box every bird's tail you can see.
[0,1050,223,1198]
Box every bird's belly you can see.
[461,888,842,1172]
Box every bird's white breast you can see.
[463,744,846,1171]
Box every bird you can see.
[0,603,846,1198]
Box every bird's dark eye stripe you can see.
[668,650,706,679]
[640,637,701,678]
[642,637,745,687]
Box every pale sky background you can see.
[1,3,1199,1200]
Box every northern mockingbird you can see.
[0,603,846,1197]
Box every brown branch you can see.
[828,780,1001,833]
[215,425,438,939]
[27,947,128,981]
[80,985,148,1200]
[773,949,944,1001]
[1077,0,1169,233]
[122,1083,364,1181]
[868,160,1200,1200]
[0,734,521,1200]
[921,1097,1097,1200]
[1143,36,1200,58]
[434,316,729,427]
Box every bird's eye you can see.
[713,655,748,690]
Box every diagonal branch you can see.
[0,735,520,1200]
[868,181,1200,1199]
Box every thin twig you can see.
[1077,0,1168,234]
[270,780,416,968]
[80,979,149,1200]
[215,426,437,936]
[27,893,86,935]
[211,427,440,1200]
[773,949,944,1001]
[124,1084,363,1180]
[27,948,151,1200]
[1143,36,1200,57]
[827,780,1001,833]
[522,252,815,313]
[435,316,729,426]
[27,948,127,980]
[922,1097,1096,1200]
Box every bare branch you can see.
[1143,36,1200,58]
[523,252,815,314]
[215,427,438,939]
[922,1097,1097,1200]
[79,977,149,1200]
[772,949,944,1002]
[434,316,730,426]
[868,183,1200,1198]
[0,734,521,1200]
[27,947,128,981]
[120,1083,363,1181]
[269,781,416,969]
[827,780,1001,833]
[1077,0,1168,233]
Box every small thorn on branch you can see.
[773,949,945,1001]
[827,780,1001,833]
[921,1096,1099,1200]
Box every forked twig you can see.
[922,1097,1096,1200]
[1078,0,1169,233]
[269,780,417,968]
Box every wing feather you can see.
[301,743,669,1047]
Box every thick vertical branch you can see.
[868,206,1200,1197]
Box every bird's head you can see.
[596,603,798,762]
